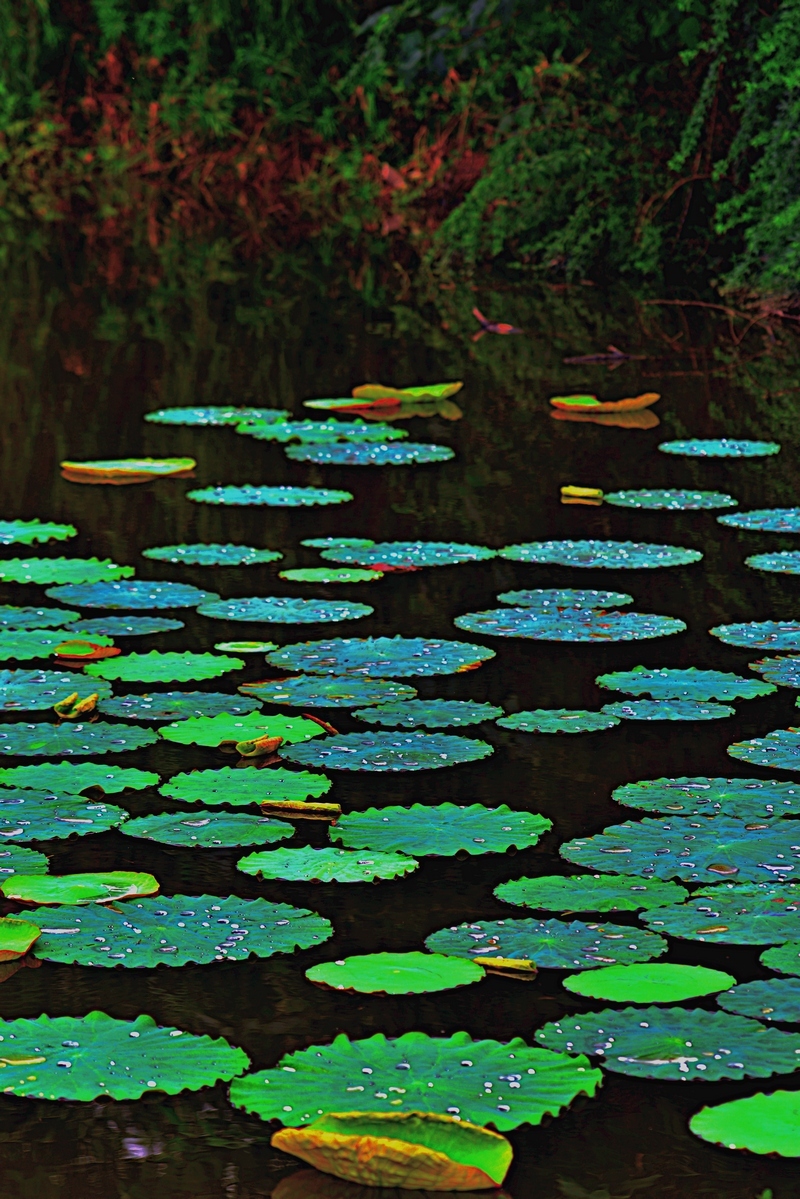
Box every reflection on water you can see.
[0,253,799,1196]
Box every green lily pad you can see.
[238,845,417,883]
[751,657,800,687]
[159,711,323,748]
[747,552,800,575]
[561,815,800,883]
[761,942,800,975]
[85,651,245,683]
[612,777,800,819]
[563,963,736,1003]
[196,597,373,623]
[498,540,703,569]
[643,883,800,944]
[142,544,283,566]
[455,609,688,642]
[424,918,668,970]
[145,405,289,426]
[601,699,734,720]
[712,622,800,650]
[0,607,79,630]
[1,871,158,905]
[285,442,454,466]
[595,666,775,701]
[61,457,194,478]
[497,589,633,610]
[0,847,49,877]
[0,722,157,757]
[30,894,333,967]
[306,952,485,995]
[240,676,417,708]
[659,438,780,457]
[0,668,112,711]
[719,507,800,532]
[0,762,157,795]
[717,977,800,1021]
[215,641,278,653]
[69,617,184,637]
[238,417,406,443]
[494,874,688,912]
[98,691,260,722]
[0,791,128,840]
[0,558,133,585]
[45,580,217,609]
[331,803,550,857]
[0,520,77,546]
[282,731,493,772]
[187,485,353,507]
[605,489,738,510]
[229,1029,602,1131]
[0,630,110,662]
[120,810,294,848]
[266,637,495,677]
[728,728,800,771]
[353,700,503,728]
[497,709,620,733]
[318,542,496,568]
[690,1090,800,1156]
[159,766,331,807]
[302,538,376,549]
[0,1010,249,1101]
[0,915,41,958]
[535,1006,800,1079]
[279,568,382,584]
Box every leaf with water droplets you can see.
[332,803,550,857]
[187,485,352,507]
[0,790,128,840]
[353,700,502,728]
[238,845,417,882]
[45,580,217,610]
[497,709,619,734]
[424,918,667,970]
[142,544,283,566]
[121,810,294,848]
[85,651,244,683]
[641,883,800,944]
[498,540,702,569]
[613,777,800,819]
[0,722,157,757]
[282,731,493,772]
[266,637,495,677]
[494,874,687,912]
[159,766,330,808]
[595,666,774,701]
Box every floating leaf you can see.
[240,676,416,708]
[0,790,128,840]
[0,607,79,630]
[142,544,283,566]
[187,485,353,507]
[424,918,667,970]
[0,916,41,959]
[751,657,800,687]
[0,762,157,795]
[604,489,737,510]
[285,442,454,466]
[229,1029,601,1131]
[612,777,800,819]
[61,457,195,484]
[0,722,157,757]
[0,847,49,877]
[121,810,294,848]
[761,942,800,975]
[159,711,323,748]
[85,650,244,683]
[216,640,278,653]
[713,622,800,651]
[353,700,502,728]
[306,952,484,995]
[534,1006,800,1079]
[563,963,736,1004]
[160,766,330,807]
[717,977,800,1021]
[728,728,800,772]
[746,552,800,575]
[350,382,463,402]
[31,894,332,967]
[282,731,493,772]
[238,845,417,883]
[98,691,260,722]
[69,616,185,637]
[595,666,774,701]
[496,589,633,610]
[498,540,702,569]
[0,520,77,546]
[690,1090,800,1157]
[196,597,373,624]
[601,699,734,720]
[301,538,376,549]
[145,405,289,425]
[0,669,111,712]
[453,608,686,641]
[2,871,158,905]
[719,508,800,532]
[494,874,687,912]
[642,883,800,944]
[318,542,497,569]
[0,558,133,585]
[497,709,619,734]
[237,417,407,443]
[265,636,495,677]
[279,568,382,584]
[658,439,780,457]
[332,803,550,857]
[0,630,108,662]
[45,580,217,610]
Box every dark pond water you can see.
[0,266,797,1197]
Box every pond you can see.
[0,264,797,1197]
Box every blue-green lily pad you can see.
[279,568,382,584]
[318,542,497,568]
[352,699,503,728]
[142,544,283,566]
[497,589,633,610]
[145,406,289,425]
[331,803,550,856]
[159,766,330,807]
[237,845,418,882]
[187,485,353,507]
[658,439,780,457]
[159,711,323,748]
[712,623,800,651]
[0,520,77,546]
[0,762,157,795]
[45,580,217,609]
[750,657,800,687]
[0,558,134,585]
[196,597,372,623]
[121,810,294,848]
[643,884,800,944]
[0,722,157,757]
[498,540,702,569]
[595,666,775,701]
[301,538,375,549]
[718,978,800,1021]
[285,442,454,466]
[68,617,184,637]
[719,508,800,532]
[453,608,686,641]
[605,489,738,510]
[425,918,667,969]
[747,552,800,575]
[265,636,495,677]
[0,630,112,662]
[601,699,734,720]
[282,731,493,772]
[239,676,416,708]
[612,777,800,819]
[494,874,688,912]
[0,607,79,630]
[0,669,112,711]
[85,651,244,683]
[0,846,49,876]
[496,710,619,734]
[98,691,260,722]
[237,418,406,443]
[728,728,800,772]
[762,943,800,975]
[0,790,128,839]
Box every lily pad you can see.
[719,508,800,532]
[121,810,294,848]
[142,544,283,566]
[279,568,382,584]
[751,657,800,687]
[0,915,41,959]
[562,815,800,883]
[0,558,133,585]
[497,589,633,610]
[605,489,737,510]
[60,457,195,483]
[690,1090,800,1156]
[564,963,736,1004]
[0,847,49,877]
[497,709,620,734]
[747,552,800,575]
[281,731,493,772]
[159,766,331,807]
[353,700,503,728]
[306,952,484,995]
[285,442,454,466]
[0,762,157,795]
[30,894,333,967]
[0,631,102,662]
[0,722,157,757]
[0,607,79,630]
[717,977,800,1021]
[0,669,112,712]
[187,485,353,507]
[425,919,667,970]
[453,608,686,641]
[302,538,376,550]
[612,777,800,819]
[761,942,800,975]
[498,540,702,569]
[728,728,800,772]
[1,871,158,905]
[215,641,278,653]
[85,651,244,683]
[229,1029,602,1131]
[240,676,417,708]
[98,691,261,722]
[601,699,734,720]
[45,580,217,609]
[642,883,800,944]
[534,1006,800,1080]
[711,622,800,650]
[658,439,780,457]
[265,637,496,677]
[69,616,185,637]
[0,1010,249,1101]
[0,520,77,546]
[196,597,373,624]
[237,845,418,883]
[145,405,289,425]
[159,711,323,748]
[0,791,128,840]
[331,803,551,857]
[238,418,406,443]
[494,874,688,912]
[318,542,497,569]
[595,666,774,701]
